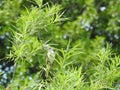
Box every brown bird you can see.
[43,44,55,78]
[6,86,10,90]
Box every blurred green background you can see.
[0,0,120,89]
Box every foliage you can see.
[0,0,120,90]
